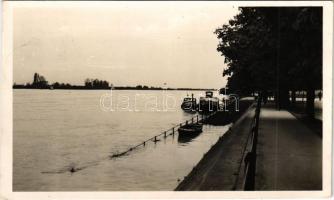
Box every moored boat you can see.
[181,94,197,111]
[198,91,219,112]
[178,123,203,136]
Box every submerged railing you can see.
[109,112,217,159]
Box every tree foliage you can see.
[32,73,49,88]
[215,7,322,116]
[84,78,110,89]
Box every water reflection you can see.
[177,132,201,144]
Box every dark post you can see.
[191,93,194,110]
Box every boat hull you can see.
[177,124,203,137]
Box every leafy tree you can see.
[215,7,322,117]
[32,73,49,88]
[52,82,60,89]
[84,78,110,89]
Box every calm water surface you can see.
[13,90,228,191]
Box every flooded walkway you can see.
[255,103,322,190]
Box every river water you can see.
[13,89,228,191]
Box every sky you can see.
[13,2,239,89]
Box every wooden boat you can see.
[178,123,203,136]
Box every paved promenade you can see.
[255,103,322,190]
[175,101,322,191]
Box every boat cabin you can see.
[205,91,213,98]
[183,97,193,102]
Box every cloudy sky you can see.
[13,2,239,88]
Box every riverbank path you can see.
[255,102,322,190]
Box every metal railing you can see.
[110,112,217,159]
[233,95,262,190]
[243,95,262,190]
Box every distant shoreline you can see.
[13,87,215,91]
[14,73,216,91]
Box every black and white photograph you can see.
[0,1,332,199]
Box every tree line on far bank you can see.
[13,73,111,89]
[215,7,322,118]
[13,73,213,91]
